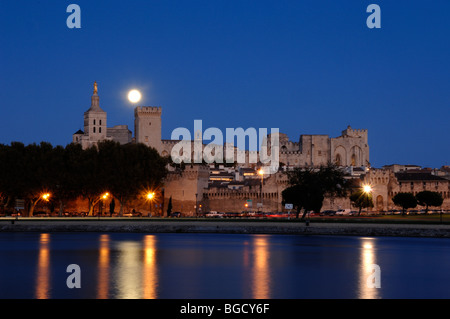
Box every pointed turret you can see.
[86,81,105,112]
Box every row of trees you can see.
[281,163,445,219]
[0,141,167,216]
[392,191,444,215]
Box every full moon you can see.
[128,89,142,103]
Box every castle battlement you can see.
[162,140,179,145]
[134,106,162,116]
[281,151,302,155]
[342,125,368,137]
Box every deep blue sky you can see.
[0,1,449,168]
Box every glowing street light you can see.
[258,168,264,212]
[99,192,110,217]
[363,184,372,194]
[41,193,51,201]
[147,192,155,217]
[88,192,111,217]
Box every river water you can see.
[0,232,449,299]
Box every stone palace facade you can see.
[70,83,449,215]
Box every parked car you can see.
[170,212,182,218]
[336,209,352,216]
[205,211,224,218]
[320,210,336,216]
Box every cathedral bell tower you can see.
[84,81,107,143]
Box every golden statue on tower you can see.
[93,81,98,94]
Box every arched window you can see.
[335,154,342,166]
[376,195,383,211]
[351,154,356,166]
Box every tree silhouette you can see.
[109,198,115,216]
[350,189,374,216]
[392,192,417,215]
[283,163,349,219]
[416,191,443,214]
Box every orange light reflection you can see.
[35,233,50,299]
[142,235,158,299]
[97,234,110,299]
[252,236,271,299]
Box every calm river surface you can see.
[0,232,449,299]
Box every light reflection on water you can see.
[97,234,110,299]
[95,234,159,299]
[115,241,142,299]
[4,232,450,298]
[35,233,50,299]
[142,235,158,299]
[251,236,270,299]
[358,238,380,299]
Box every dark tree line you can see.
[0,141,167,216]
[393,191,444,215]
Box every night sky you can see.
[0,1,449,168]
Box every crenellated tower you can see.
[134,106,162,153]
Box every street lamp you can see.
[100,192,109,217]
[195,193,198,217]
[363,184,372,194]
[258,168,264,212]
[147,192,155,217]
[361,184,373,214]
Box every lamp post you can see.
[161,188,165,217]
[99,192,109,218]
[362,184,373,215]
[41,193,51,216]
[195,193,198,217]
[258,168,264,212]
[89,192,109,217]
[147,192,155,217]
[100,192,109,217]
